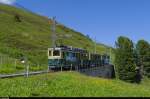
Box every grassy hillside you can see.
[0,4,111,66]
[0,71,150,97]
[0,53,46,74]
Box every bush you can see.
[14,14,22,22]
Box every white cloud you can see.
[0,0,16,5]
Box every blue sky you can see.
[5,0,150,47]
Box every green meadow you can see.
[0,72,150,97]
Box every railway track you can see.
[0,67,76,79]
[0,71,51,79]
[0,65,115,79]
[0,68,84,79]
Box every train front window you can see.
[49,50,52,56]
[53,50,60,56]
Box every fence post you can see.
[26,63,29,77]
[0,56,2,68]
[70,64,72,72]
[38,63,40,70]
[15,59,17,70]
[47,64,49,73]
[76,65,78,71]
[61,64,63,72]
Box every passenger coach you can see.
[48,45,110,70]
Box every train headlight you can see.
[21,60,25,64]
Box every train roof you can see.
[48,45,110,56]
[48,45,88,53]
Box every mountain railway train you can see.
[48,45,111,70]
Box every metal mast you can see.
[109,48,112,64]
[51,17,57,48]
[94,37,97,54]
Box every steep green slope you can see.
[0,4,110,65]
[0,72,150,97]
